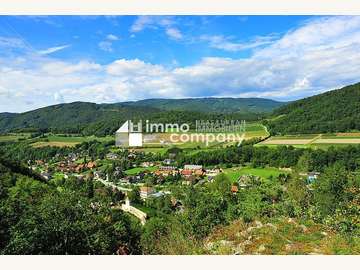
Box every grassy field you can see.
[244,123,269,138]
[30,135,114,148]
[0,133,31,142]
[125,166,158,175]
[223,166,284,182]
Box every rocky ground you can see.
[204,217,356,255]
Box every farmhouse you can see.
[140,186,155,199]
[205,168,222,177]
[181,169,193,178]
[184,164,203,170]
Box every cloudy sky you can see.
[1,15,360,112]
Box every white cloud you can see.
[166,28,183,40]
[98,34,120,52]
[2,16,360,112]
[98,41,113,52]
[130,16,183,41]
[106,34,119,41]
[200,34,276,52]
[38,44,71,55]
[130,16,155,32]
[0,37,25,49]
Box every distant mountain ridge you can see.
[0,97,283,136]
[267,82,360,134]
[122,97,284,114]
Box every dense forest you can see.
[266,82,360,134]
[0,101,266,136]
[122,97,284,114]
[0,156,142,254]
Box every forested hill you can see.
[0,100,267,136]
[122,97,284,114]
[266,82,360,134]
[0,102,162,135]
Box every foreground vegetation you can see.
[0,136,359,254]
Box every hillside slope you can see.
[267,82,360,134]
[0,102,162,135]
[0,98,279,135]
[122,97,284,114]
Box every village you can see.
[26,143,321,225]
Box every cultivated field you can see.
[258,133,360,148]
[30,135,114,148]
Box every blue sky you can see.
[1,15,360,112]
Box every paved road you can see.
[95,177,132,192]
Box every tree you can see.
[314,164,351,216]
[128,186,140,204]
[296,151,311,172]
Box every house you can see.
[155,166,178,177]
[163,159,174,165]
[86,161,97,169]
[159,166,177,171]
[75,164,85,173]
[194,169,205,177]
[181,169,193,178]
[205,168,222,177]
[67,153,77,162]
[307,172,320,184]
[140,186,155,199]
[106,153,119,160]
[141,161,154,167]
[184,165,203,170]
[231,184,239,193]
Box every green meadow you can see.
[223,166,285,182]
[125,166,158,175]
